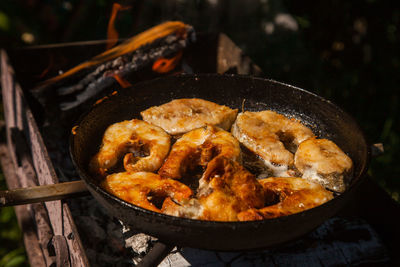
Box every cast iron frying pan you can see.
[70,74,369,251]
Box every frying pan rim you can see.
[69,73,370,227]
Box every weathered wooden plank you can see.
[2,51,51,266]
[63,203,91,267]
[0,127,56,266]
[1,50,18,166]
[0,144,47,267]
[50,235,71,267]
[20,61,90,266]
[31,203,56,266]
[1,50,89,266]
[10,79,64,236]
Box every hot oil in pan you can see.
[240,145,272,179]
[241,143,341,198]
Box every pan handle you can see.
[0,180,89,207]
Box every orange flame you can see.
[71,125,78,135]
[107,3,131,50]
[152,51,183,73]
[94,91,118,106]
[40,21,190,86]
[112,74,132,88]
[94,96,109,106]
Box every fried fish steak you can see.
[161,157,265,221]
[237,177,333,221]
[102,172,192,213]
[232,110,314,177]
[294,138,353,193]
[141,98,238,135]
[158,125,241,180]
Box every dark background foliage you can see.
[0,0,399,265]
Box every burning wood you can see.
[33,21,195,111]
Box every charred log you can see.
[31,21,195,120]
[57,36,193,111]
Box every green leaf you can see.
[4,255,26,267]
[0,248,25,267]
[0,207,14,223]
[0,12,10,32]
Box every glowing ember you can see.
[152,51,183,73]
[112,74,132,88]
[94,96,109,106]
[71,125,79,135]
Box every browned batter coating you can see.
[232,110,314,177]
[89,119,170,177]
[158,125,241,180]
[162,157,265,221]
[237,177,333,221]
[294,138,353,192]
[141,98,238,135]
[95,99,351,222]
[102,172,192,213]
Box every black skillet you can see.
[70,73,370,251]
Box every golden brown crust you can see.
[158,125,241,180]
[232,111,315,177]
[90,119,170,177]
[199,156,265,209]
[161,157,265,221]
[102,172,192,212]
[294,138,353,192]
[141,98,238,135]
[238,177,333,221]
[95,99,350,222]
